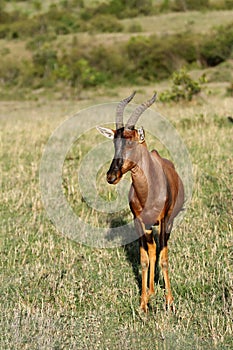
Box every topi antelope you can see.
[97,92,184,312]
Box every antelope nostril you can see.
[107,173,117,184]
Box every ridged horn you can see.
[116,91,136,130]
[125,92,157,129]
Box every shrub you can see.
[0,59,21,86]
[0,17,49,39]
[166,32,199,64]
[32,48,58,79]
[57,58,106,88]
[0,8,26,24]
[32,1,42,11]
[0,25,9,39]
[159,68,203,102]
[173,0,209,11]
[26,33,57,51]
[200,23,233,66]
[0,7,84,39]
[225,0,233,9]
[126,35,172,81]
[88,45,127,81]
[186,0,210,10]
[0,10,35,39]
[60,0,84,9]
[209,0,233,10]
[0,10,11,24]
[126,33,199,82]
[88,14,123,33]
[127,22,143,33]
[81,0,153,19]
[43,7,81,34]
[226,82,233,97]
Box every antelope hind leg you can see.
[139,243,149,312]
[145,229,156,297]
[159,218,174,310]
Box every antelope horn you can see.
[125,92,157,129]
[116,91,136,130]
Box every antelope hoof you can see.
[140,296,148,313]
[148,288,155,297]
[165,295,175,312]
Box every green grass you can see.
[1,89,233,349]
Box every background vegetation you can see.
[0,0,232,97]
[1,0,233,349]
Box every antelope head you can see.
[97,92,157,185]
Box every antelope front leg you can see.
[135,219,156,312]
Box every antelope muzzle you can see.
[106,158,123,184]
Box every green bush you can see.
[185,0,210,10]
[225,0,233,9]
[88,14,123,33]
[52,46,109,89]
[0,25,9,39]
[88,45,127,81]
[159,68,203,102]
[126,36,172,81]
[54,58,106,88]
[32,48,58,79]
[0,8,26,24]
[210,0,233,10]
[0,59,21,86]
[0,17,48,39]
[70,58,106,88]
[60,0,84,9]
[0,7,84,39]
[42,7,81,34]
[166,32,199,64]
[0,9,34,39]
[126,33,199,82]
[81,0,153,19]
[200,23,233,66]
[127,22,143,33]
[173,0,209,11]
[226,82,233,97]
[26,34,57,51]
[0,10,11,24]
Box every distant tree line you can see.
[0,22,232,92]
[0,0,232,94]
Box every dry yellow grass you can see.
[1,84,233,348]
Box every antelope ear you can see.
[96,126,115,140]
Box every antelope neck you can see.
[130,146,152,207]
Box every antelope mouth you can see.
[106,170,122,185]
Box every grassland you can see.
[1,1,233,349]
[1,87,233,349]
